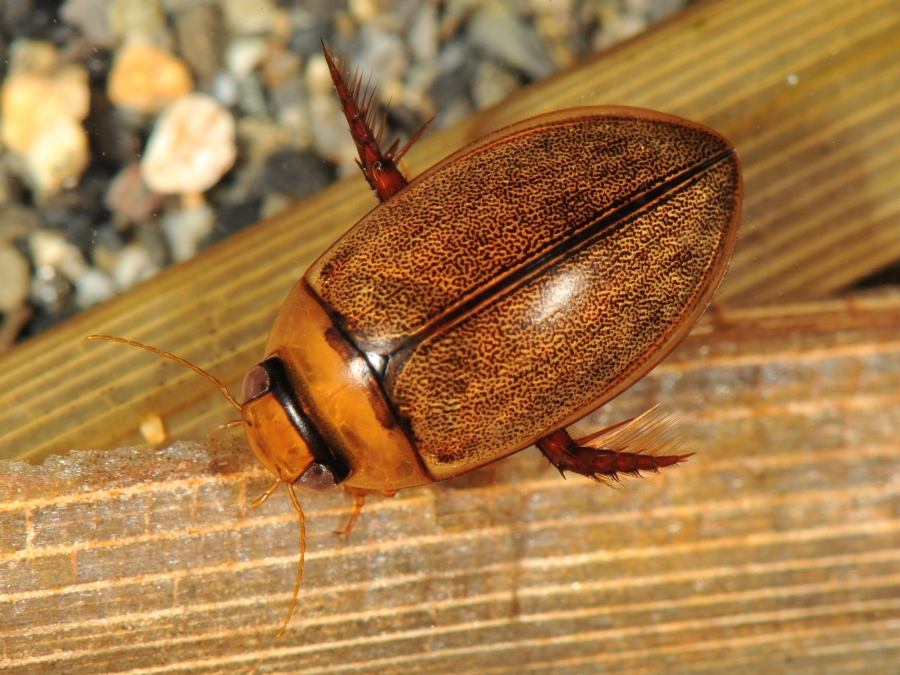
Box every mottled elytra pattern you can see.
[307,109,735,355]
[307,107,741,478]
[392,159,738,477]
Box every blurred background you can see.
[0,0,691,351]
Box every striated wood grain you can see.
[1,294,899,674]
[1,0,900,461]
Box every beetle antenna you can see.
[249,480,306,636]
[84,335,242,412]
[281,482,306,636]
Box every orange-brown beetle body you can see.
[88,47,742,635]
[242,105,742,493]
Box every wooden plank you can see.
[1,0,900,462]
[2,292,899,674]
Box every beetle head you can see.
[241,356,350,489]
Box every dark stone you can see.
[262,149,338,200]
[203,198,262,247]
[386,104,429,145]
[43,163,115,216]
[84,90,146,166]
[92,221,125,253]
[1,0,33,34]
[1,0,55,40]
[18,304,79,341]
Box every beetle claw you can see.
[333,490,367,536]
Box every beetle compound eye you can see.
[242,364,271,403]
[297,463,337,491]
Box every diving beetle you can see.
[89,43,742,630]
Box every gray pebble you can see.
[107,0,168,43]
[269,74,311,141]
[429,40,477,122]
[467,0,556,79]
[262,148,338,200]
[471,59,521,110]
[288,12,331,59]
[74,267,116,308]
[60,0,116,47]
[113,243,159,290]
[173,3,225,84]
[212,70,240,108]
[354,25,407,82]
[0,244,30,314]
[162,203,215,263]
[204,198,261,246]
[406,3,438,62]
[236,71,270,117]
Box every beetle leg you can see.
[536,407,693,483]
[322,41,431,202]
[333,489,367,536]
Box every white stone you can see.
[30,265,71,312]
[25,115,91,198]
[74,267,117,308]
[212,70,239,107]
[113,244,159,290]
[161,203,215,262]
[141,93,237,195]
[29,229,88,282]
[225,37,269,79]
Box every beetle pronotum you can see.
[88,43,742,633]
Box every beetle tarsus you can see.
[333,490,367,536]
[536,407,693,484]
